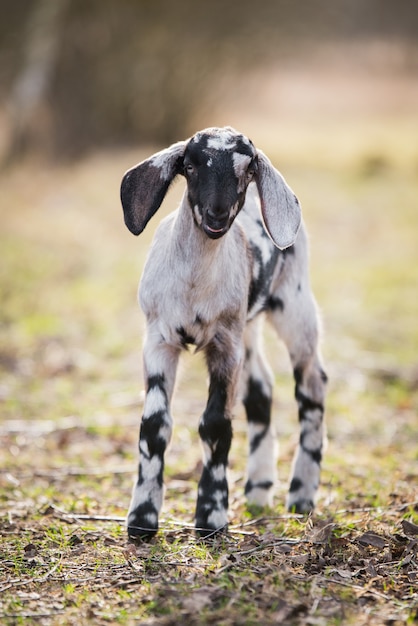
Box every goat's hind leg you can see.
[242,318,277,508]
[289,353,327,513]
[127,332,179,539]
[268,284,327,514]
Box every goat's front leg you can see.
[127,331,180,539]
[195,335,242,537]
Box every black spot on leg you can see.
[199,413,233,463]
[295,387,324,416]
[293,367,324,417]
[243,377,272,453]
[245,479,274,495]
[309,448,322,464]
[197,470,229,509]
[147,374,166,394]
[289,477,304,493]
[140,411,170,471]
[299,435,323,464]
[244,378,271,426]
[198,375,233,459]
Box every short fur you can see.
[121,126,327,538]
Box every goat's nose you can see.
[207,206,229,221]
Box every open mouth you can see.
[206,225,224,233]
[203,223,228,239]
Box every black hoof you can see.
[288,499,314,515]
[127,525,158,542]
[195,524,228,540]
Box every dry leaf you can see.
[357,532,387,548]
[401,519,418,536]
[307,522,336,545]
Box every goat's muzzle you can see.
[202,207,233,239]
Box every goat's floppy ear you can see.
[121,140,186,235]
[255,150,301,249]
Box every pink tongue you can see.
[207,226,223,233]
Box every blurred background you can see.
[1,0,418,160]
[0,1,417,510]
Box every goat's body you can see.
[139,198,250,353]
[140,183,310,350]
[122,127,327,538]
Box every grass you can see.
[0,112,417,625]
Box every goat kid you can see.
[121,127,327,538]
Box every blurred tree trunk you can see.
[3,0,68,166]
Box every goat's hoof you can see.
[195,524,228,540]
[127,525,158,543]
[126,507,159,541]
[287,498,314,515]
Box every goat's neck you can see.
[172,194,229,262]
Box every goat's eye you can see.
[246,168,255,182]
[185,164,195,175]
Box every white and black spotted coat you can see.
[121,127,327,538]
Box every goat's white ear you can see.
[121,140,186,235]
[255,149,301,249]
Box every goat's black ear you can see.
[121,141,186,235]
[255,150,301,249]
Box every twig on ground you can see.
[318,575,393,602]
[335,501,418,515]
[62,513,126,522]
[0,612,64,620]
